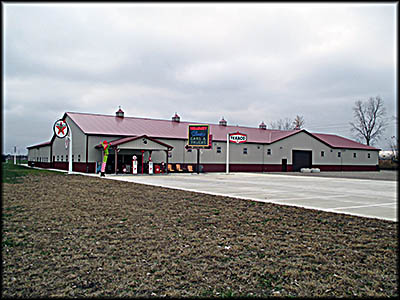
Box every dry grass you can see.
[2,167,398,297]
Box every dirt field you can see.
[2,166,398,297]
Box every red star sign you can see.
[56,122,67,135]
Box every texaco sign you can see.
[229,132,247,144]
[53,119,69,138]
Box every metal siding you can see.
[117,138,170,151]
[87,135,125,164]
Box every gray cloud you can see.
[3,3,397,154]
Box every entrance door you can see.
[282,159,287,172]
[292,150,312,172]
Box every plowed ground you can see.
[2,166,398,297]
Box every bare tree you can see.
[269,117,293,130]
[388,136,398,162]
[293,115,305,130]
[349,96,387,146]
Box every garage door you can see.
[292,150,312,172]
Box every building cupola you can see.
[172,112,180,122]
[115,106,124,118]
[219,117,227,126]
[259,121,267,129]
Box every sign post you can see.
[226,132,247,175]
[53,119,73,174]
[226,134,229,174]
[68,127,72,174]
[188,124,210,174]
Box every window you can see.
[321,151,325,157]
[72,155,74,161]
[61,155,63,161]
[57,155,59,161]
[243,148,248,155]
[267,149,271,155]
[78,154,81,162]
[353,153,357,158]
[66,155,68,161]
[368,153,371,159]
[338,152,341,158]
[217,146,222,154]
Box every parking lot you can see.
[101,171,397,222]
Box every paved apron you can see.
[99,172,397,222]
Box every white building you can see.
[27,108,380,174]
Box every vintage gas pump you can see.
[148,157,153,175]
[132,155,138,175]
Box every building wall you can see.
[28,146,51,162]
[28,120,379,173]
[265,131,378,166]
[144,133,379,169]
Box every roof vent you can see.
[172,112,180,122]
[259,121,267,129]
[219,117,227,126]
[115,106,124,118]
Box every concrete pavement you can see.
[21,165,397,221]
[100,172,397,222]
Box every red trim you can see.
[178,163,378,173]
[313,165,379,171]
[28,161,96,173]
[28,162,52,168]
[28,161,379,173]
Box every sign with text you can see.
[188,124,210,147]
[229,132,247,144]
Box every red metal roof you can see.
[66,112,378,150]
[27,141,52,149]
[311,133,378,150]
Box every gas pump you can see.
[132,155,138,175]
[148,157,153,175]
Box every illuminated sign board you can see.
[188,124,210,147]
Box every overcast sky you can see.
[3,3,397,154]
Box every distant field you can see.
[2,163,398,297]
